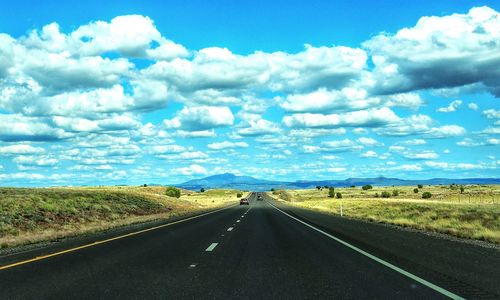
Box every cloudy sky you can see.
[0,0,499,186]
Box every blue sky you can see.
[0,1,499,186]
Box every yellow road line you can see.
[0,205,235,271]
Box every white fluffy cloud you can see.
[437,100,462,113]
[281,88,380,113]
[483,109,500,119]
[283,107,400,129]
[208,141,248,150]
[237,119,282,136]
[164,106,234,131]
[175,164,208,175]
[364,6,500,96]
[0,144,44,155]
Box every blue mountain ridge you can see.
[175,173,500,191]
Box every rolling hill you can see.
[175,173,500,191]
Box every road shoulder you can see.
[271,199,500,299]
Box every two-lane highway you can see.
[0,192,492,299]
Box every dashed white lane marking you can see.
[189,263,197,268]
[236,220,241,223]
[227,227,234,231]
[205,243,218,252]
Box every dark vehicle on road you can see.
[240,198,249,205]
[257,195,263,201]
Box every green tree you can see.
[316,186,321,190]
[200,188,205,193]
[165,186,181,198]
[362,184,373,190]
[417,184,423,189]
[328,187,335,198]
[413,188,419,193]
[460,185,465,193]
[336,192,342,199]
[236,192,243,198]
[422,192,432,199]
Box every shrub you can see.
[374,193,379,198]
[422,192,432,199]
[392,190,399,196]
[460,185,465,193]
[316,186,321,190]
[323,186,329,189]
[143,184,148,187]
[336,192,342,199]
[328,187,335,198]
[277,190,292,201]
[362,184,373,190]
[165,186,181,198]
[270,188,275,192]
[417,184,423,189]
[413,188,419,193]
[381,191,391,198]
[350,185,356,188]
[200,188,205,193]
[236,192,243,198]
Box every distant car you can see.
[240,198,249,205]
[257,195,263,201]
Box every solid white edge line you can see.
[268,202,465,300]
[205,243,218,252]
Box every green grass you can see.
[269,185,500,244]
[0,186,237,248]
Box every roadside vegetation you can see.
[268,185,500,244]
[0,186,244,248]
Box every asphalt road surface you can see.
[1,192,498,299]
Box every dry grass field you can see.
[269,185,500,243]
[0,186,244,248]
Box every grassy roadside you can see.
[0,186,244,248]
[268,185,500,244]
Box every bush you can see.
[413,188,419,193]
[165,186,181,198]
[350,185,355,188]
[417,184,423,189]
[200,188,205,193]
[328,187,335,198]
[422,192,432,199]
[336,192,342,199]
[236,192,243,198]
[460,185,465,193]
[374,193,379,198]
[392,190,399,196]
[270,188,275,192]
[381,191,391,198]
[362,184,373,190]
[143,184,148,187]
[316,186,321,190]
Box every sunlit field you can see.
[269,185,500,243]
[0,187,242,248]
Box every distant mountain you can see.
[176,173,500,191]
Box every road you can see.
[0,192,498,299]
